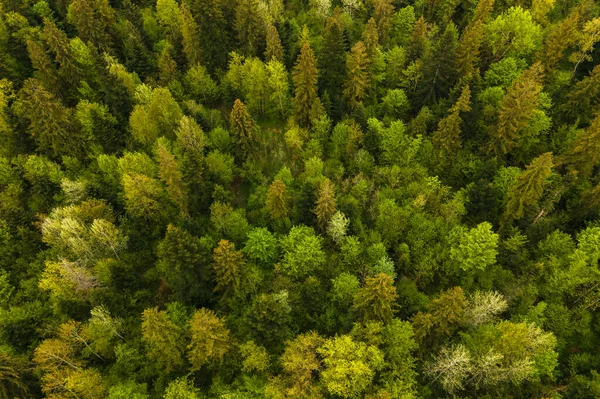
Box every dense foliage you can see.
[1,0,600,398]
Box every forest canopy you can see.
[1,0,600,398]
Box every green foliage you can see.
[279,226,325,278]
[450,222,499,272]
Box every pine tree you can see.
[212,239,245,296]
[187,308,230,369]
[344,41,370,109]
[353,273,398,323]
[292,42,319,128]
[235,0,266,57]
[493,62,544,155]
[432,85,471,156]
[504,152,553,222]
[265,25,284,62]
[266,179,290,219]
[180,1,202,67]
[314,178,337,229]
[230,99,256,157]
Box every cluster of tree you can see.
[1,0,600,398]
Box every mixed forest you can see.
[1,0,600,397]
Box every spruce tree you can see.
[344,41,369,109]
[235,0,266,57]
[212,239,245,296]
[292,41,319,128]
[230,99,256,158]
[266,179,290,219]
[493,62,544,155]
[180,1,202,67]
[319,14,346,118]
[265,25,284,62]
[432,85,471,156]
[314,178,337,229]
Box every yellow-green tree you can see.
[353,273,398,323]
[314,178,337,229]
[344,41,370,109]
[492,62,544,154]
[432,85,471,156]
[292,41,319,128]
[187,308,231,370]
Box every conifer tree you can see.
[564,64,600,122]
[180,1,201,67]
[314,178,337,229]
[565,113,600,179]
[418,23,458,105]
[265,25,284,62]
[455,22,484,80]
[292,42,319,128]
[432,85,471,156]
[157,140,188,216]
[235,0,266,57]
[374,0,394,45]
[537,4,582,71]
[344,41,369,109]
[42,19,80,93]
[212,239,245,296]
[13,79,85,158]
[158,43,178,87]
[504,152,553,222]
[26,40,58,95]
[353,273,398,323]
[68,0,116,51]
[319,14,346,118]
[191,0,230,71]
[493,62,544,155]
[230,99,256,157]
[266,179,290,220]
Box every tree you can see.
[266,179,290,219]
[230,99,256,157]
[212,239,245,296]
[279,226,325,278]
[569,17,600,75]
[156,225,211,304]
[318,335,384,398]
[266,332,324,398]
[319,14,346,117]
[267,60,290,119]
[243,227,278,266]
[190,0,230,71]
[504,152,553,222]
[492,62,544,154]
[265,25,284,62]
[235,0,265,57]
[344,41,370,109]
[373,0,394,45]
[68,0,116,51]
[164,377,201,399]
[157,139,188,216]
[432,85,471,156]
[425,344,472,394]
[484,7,543,60]
[141,307,185,374]
[537,4,582,71]
[327,210,349,244]
[412,287,467,344]
[449,222,499,272]
[314,178,337,229]
[353,273,398,323]
[292,42,319,128]
[13,79,86,158]
[180,1,202,67]
[129,86,183,145]
[188,308,230,369]
[565,113,600,179]
[455,21,484,79]
[26,40,58,95]
[239,340,270,372]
